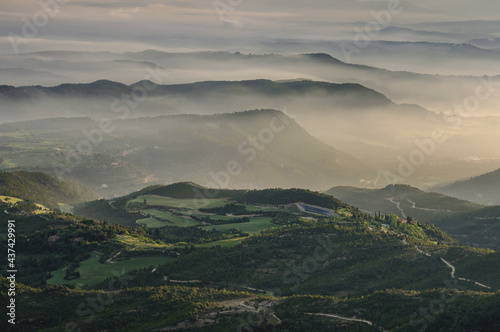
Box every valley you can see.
[2,1,500,330]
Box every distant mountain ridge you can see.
[0,110,376,194]
[111,109,375,190]
[432,168,500,205]
[0,78,392,110]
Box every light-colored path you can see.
[385,197,406,218]
[441,258,456,278]
[306,313,373,326]
[415,248,492,289]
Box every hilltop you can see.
[147,182,247,200]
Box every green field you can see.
[202,217,275,234]
[0,195,23,204]
[34,203,51,214]
[244,204,294,213]
[194,214,247,221]
[47,252,172,287]
[338,208,353,217]
[0,196,52,214]
[141,209,201,226]
[115,234,174,249]
[136,217,169,228]
[197,236,248,248]
[129,195,227,210]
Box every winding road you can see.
[441,258,456,278]
[413,245,492,290]
[386,197,460,218]
[306,313,373,326]
[407,198,457,213]
[385,198,406,218]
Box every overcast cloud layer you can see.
[2,0,500,54]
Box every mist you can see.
[1,0,500,194]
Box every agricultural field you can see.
[202,217,275,234]
[141,208,201,227]
[124,194,308,237]
[197,236,248,248]
[47,252,172,287]
[244,204,294,214]
[194,214,247,221]
[136,217,169,228]
[118,192,336,248]
[115,234,174,250]
[34,203,51,214]
[0,195,23,204]
[1,195,51,214]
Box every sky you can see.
[2,0,500,54]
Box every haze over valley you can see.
[1,1,500,331]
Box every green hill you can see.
[436,206,500,250]
[0,171,99,208]
[1,183,499,331]
[324,184,491,248]
[325,184,481,219]
[238,188,347,210]
[144,183,348,209]
[148,182,247,199]
[75,182,356,228]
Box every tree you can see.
[387,214,398,229]
[154,227,161,240]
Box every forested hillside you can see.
[0,171,98,208]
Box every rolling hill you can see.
[0,78,412,124]
[3,74,500,189]
[325,184,482,219]
[113,110,375,190]
[0,171,99,208]
[2,181,499,331]
[0,110,376,194]
[0,79,390,106]
[436,206,500,250]
[432,167,500,205]
[4,74,498,190]
[324,184,495,248]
